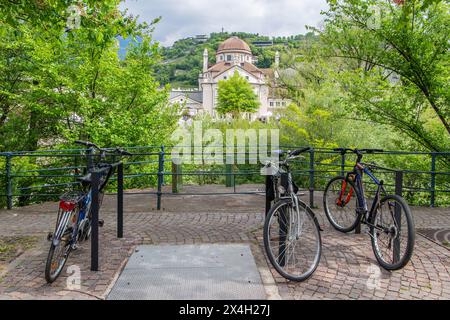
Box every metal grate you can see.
[108,244,267,300]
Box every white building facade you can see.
[170,36,290,121]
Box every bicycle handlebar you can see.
[74,141,133,156]
[75,140,100,149]
[334,148,384,155]
[334,148,384,163]
[289,147,311,157]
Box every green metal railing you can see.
[1,146,449,210]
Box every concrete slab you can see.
[107,244,267,300]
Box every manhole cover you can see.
[107,244,266,300]
[417,228,450,248]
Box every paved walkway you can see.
[0,185,449,300]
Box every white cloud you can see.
[120,0,329,46]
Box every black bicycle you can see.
[263,147,322,282]
[323,148,415,270]
[45,141,132,283]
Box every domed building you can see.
[170,36,290,121]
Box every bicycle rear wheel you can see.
[264,198,322,282]
[370,195,415,270]
[323,176,362,233]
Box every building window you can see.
[270,102,274,107]
[224,76,227,80]
[246,76,249,80]
[227,55,232,61]
[276,102,281,107]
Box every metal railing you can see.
[1,146,449,210]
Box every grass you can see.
[0,236,38,264]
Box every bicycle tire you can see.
[370,194,415,270]
[264,198,322,282]
[45,231,72,283]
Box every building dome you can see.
[217,36,252,54]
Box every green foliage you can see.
[0,1,179,208]
[0,1,178,152]
[216,71,260,117]
[317,0,449,156]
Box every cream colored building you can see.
[170,36,290,121]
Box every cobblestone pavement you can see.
[0,186,448,300]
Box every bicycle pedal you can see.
[98,219,104,227]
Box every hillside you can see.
[154,32,316,88]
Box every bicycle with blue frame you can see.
[45,141,132,283]
[323,148,415,270]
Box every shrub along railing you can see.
[0,146,449,210]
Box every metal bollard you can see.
[309,149,315,208]
[91,171,100,271]
[393,170,403,263]
[117,163,124,239]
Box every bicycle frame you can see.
[346,162,387,225]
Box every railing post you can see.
[225,164,234,188]
[172,161,178,194]
[5,153,13,210]
[117,163,124,239]
[309,149,315,208]
[341,153,346,177]
[91,171,100,272]
[156,148,164,210]
[430,153,436,208]
[393,170,403,263]
[161,145,166,186]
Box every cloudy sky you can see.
[120,0,329,46]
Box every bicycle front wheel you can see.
[264,198,322,282]
[45,211,74,283]
[370,195,415,270]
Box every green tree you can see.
[216,71,260,118]
[317,0,449,153]
[0,0,178,152]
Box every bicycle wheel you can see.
[323,176,362,233]
[264,198,322,282]
[45,210,74,283]
[370,195,415,270]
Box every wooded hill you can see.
[154,32,316,88]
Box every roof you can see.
[217,37,252,54]
[170,91,203,103]
[206,61,267,79]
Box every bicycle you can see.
[263,147,322,282]
[323,148,415,270]
[45,141,132,283]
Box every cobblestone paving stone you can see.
[0,188,448,300]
